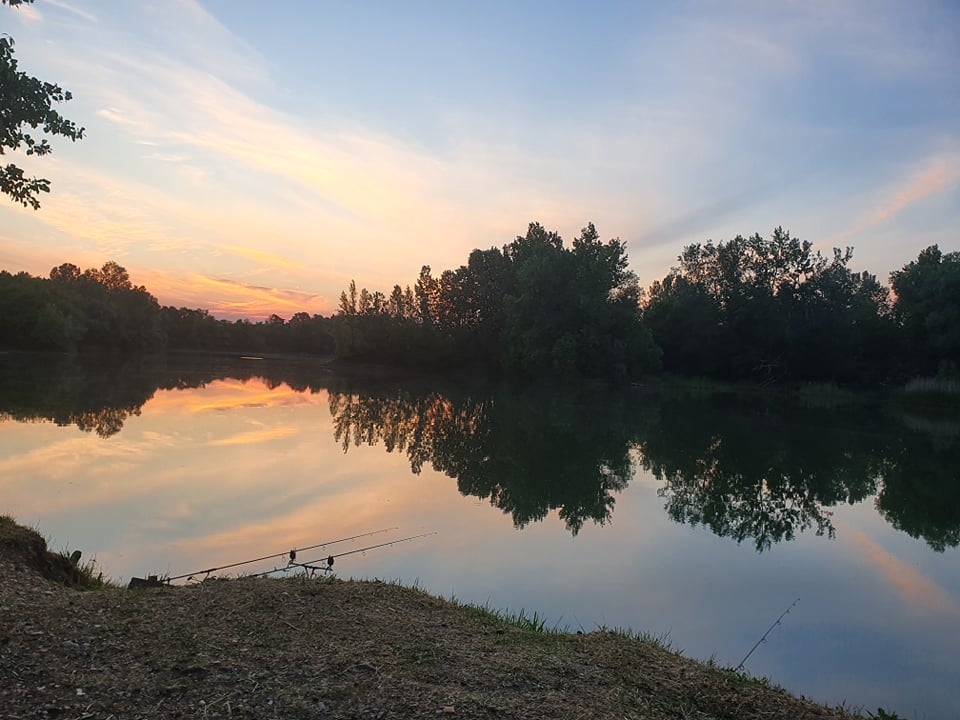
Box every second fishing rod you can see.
[167,526,400,583]
[250,531,439,578]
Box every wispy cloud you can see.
[1,0,956,317]
[848,525,960,620]
[0,436,145,486]
[220,245,305,272]
[210,426,299,447]
[96,107,150,133]
[868,158,960,227]
[38,195,180,259]
[43,0,97,25]
[830,151,960,244]
[7,1,41,23]
[176,274,327,318]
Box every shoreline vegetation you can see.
[1,226,957,391]
[1,517,898,719]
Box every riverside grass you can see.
[1,518,887,720]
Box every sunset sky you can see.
[1,0,958,319]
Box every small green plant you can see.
[450,597,563,635]
[724,667,774,690]
[503,607,548,633]
[595,624,677,652]
[55,547,120,589]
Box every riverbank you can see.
[0,520,870,720]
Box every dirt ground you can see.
[1,521,856,720]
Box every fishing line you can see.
[167,526,399,582]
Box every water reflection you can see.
[876,429,960,553]
[0,352,332,436]
[638,396,886,551]
[0,352,957,553]
[326,384,959,553]
[0,352,153,437]
[329,386,641,534]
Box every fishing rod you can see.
[735,597,800,672]
[251,531,439,578]
[166,526,399,583]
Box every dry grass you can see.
[1,521,860,720]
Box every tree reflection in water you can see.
[329,385,641,534]
[328,383,959,552]
[636,396,887,551]
[1,352,957,552]
[876,418,960,553]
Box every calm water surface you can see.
[1,353,958,719]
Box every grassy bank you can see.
[0,519,888,719]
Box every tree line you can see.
[330,222,660,381]
[0,261,335,355]
[330,222,958,386]
[1,223,957,387]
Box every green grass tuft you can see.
[596,624,678,652]
[54,545,122,590]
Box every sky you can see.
[1,0,958,320]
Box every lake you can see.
[1,352,958,719]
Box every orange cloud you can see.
[220,245,305,272]
[0,436,146,484]
[832,153,960,243]
[869,159,959,226]
[846,523,960,620]
[141,271,332,319]
[209,426,299,446]
[191,275,327,318]
[8,2,41,22]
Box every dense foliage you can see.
[0,262,163,351]
[890,245,960,377]
[0,224,957,387]
[331,222,661,381]
[1,0,84,208]
[643,228,897,385]
[0,262,335,354]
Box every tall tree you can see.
[502,222,660,380]
[645,228,891,384]
[414,265,437,326]
[891,245,960,376]
[1,0,84,208]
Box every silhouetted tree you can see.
[1,0,84,208]
[891,245,960,377]
[501,222,660,380]
[645,228,893,384]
